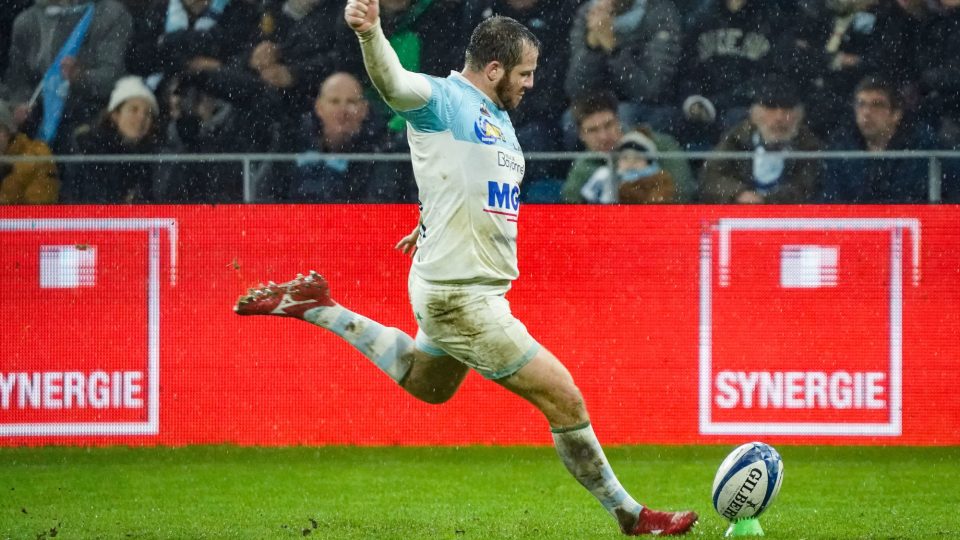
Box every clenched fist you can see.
[344,0,379,33]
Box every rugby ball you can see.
[711,442,783,521]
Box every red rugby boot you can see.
[625,507,698,536]
[234,270,336,318]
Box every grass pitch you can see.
[1,445,958,539]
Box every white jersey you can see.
[398,72,525,284]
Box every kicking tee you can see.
[398,72,525,284]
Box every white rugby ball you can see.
[711,442,783,521]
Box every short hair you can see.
[854,75,903,110]
[464,16,540,73]
[570,90,619,128]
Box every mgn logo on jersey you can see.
[475,116,505,145]
[485,181,520,223]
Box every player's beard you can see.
[495,76,523,111]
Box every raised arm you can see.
[344,0,431,112]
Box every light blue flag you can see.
[38,3,95,144]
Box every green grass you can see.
[1,445,959,539]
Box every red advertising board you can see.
[0,205,957,446]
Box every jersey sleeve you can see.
[396,76,463,133]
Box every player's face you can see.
[495,43,537,111]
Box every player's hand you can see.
[394,228,419,257]
[345,0,379,34]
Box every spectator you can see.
[0,99,59,204]
[580,130,677,203]
[124,0,260,89]
[155,74,261,202]
[178,0,349,130]
[822,75,938,203]
[0,0,32,78]
[467,0,578,156]
[915,0,960,202]
[700,77,823,203]
[916,0,960,149]
[561,91,695,202]
[281,72,407,202]
[63,76,160,203]
[5,0,133,152]
[784,0,925,139]
[565,0,682,132]
[676,0,791,133]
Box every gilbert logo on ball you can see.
[712,442,783,521]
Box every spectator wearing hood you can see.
[700,77,823,203]
[64,76,161,203]
[5,0,133,152]
[0,99,59,204]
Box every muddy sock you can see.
[552,422,643,529]
[303,305,414,384]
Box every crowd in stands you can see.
[1,0,958,204]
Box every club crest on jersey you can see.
[475,116,505,145]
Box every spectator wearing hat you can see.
[821,75,939,203]
[63,75,161,203]
[580,129,677,204]
[0,99,59,204]
[700,77,823,203]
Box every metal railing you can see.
[3,149,958,203]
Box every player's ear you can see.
[484,61,503,83]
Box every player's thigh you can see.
[495,347,587,425]
[403,349,470,400]
[410,276,539,380]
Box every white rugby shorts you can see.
[408,271,540,380]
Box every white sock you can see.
[552,422,643,526]
[303,305,414,384]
